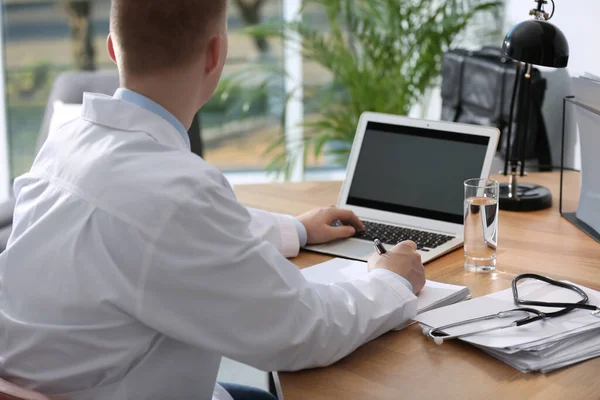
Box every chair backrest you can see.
[37,70,203,157]
[0,378,65,400]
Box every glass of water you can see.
[464,178,500,272]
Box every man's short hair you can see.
[110,0,227,75]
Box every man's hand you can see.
[297,206,365,245]
[368,241,426,294]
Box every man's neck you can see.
[121,72,203,130]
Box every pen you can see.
[374,239,387,255]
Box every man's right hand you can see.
[368,241,426,294]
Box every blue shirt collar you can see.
[114,88,191,149]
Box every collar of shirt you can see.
[111,89,307,250]
[114,88,191,150]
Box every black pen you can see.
[374,239,387,255]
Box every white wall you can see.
[504,0,600,78]
[504,0,600,170]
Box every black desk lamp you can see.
[500,0,569,211]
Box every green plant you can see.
[219,0,501,178]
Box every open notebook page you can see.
[301,258,470,314]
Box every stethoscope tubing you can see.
[424,274,600,344]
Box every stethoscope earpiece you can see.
[423,327,446,344]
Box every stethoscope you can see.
[423,274,600,345]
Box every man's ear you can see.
[107,33,117,64]
[204,34,223,75]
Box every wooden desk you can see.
[235,171,600,400]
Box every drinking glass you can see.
[464,179,500,272]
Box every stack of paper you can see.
[302,258,471,317]
[415,280,600,373]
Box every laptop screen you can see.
[347,121,491,224]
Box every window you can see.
[0,0,288,185]
[0,1,504,192]
[302,2,338,171]
[203,0,286,173]
[3,1,115,181]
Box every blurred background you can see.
[0,0,507,194]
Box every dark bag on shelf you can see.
[440,46,552,171]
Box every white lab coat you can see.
[0,93,417,400]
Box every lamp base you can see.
[499,183,552,211]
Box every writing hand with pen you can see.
[369,239,426,294]
[296,206,425,295]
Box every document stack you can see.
[415,280,600,373]
[302,258,471,318]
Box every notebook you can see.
[302,258,471,316]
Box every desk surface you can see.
[234,171,600,400]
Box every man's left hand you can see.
[297,206,365,245]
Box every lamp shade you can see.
[502,19,569,68]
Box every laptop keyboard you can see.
[353,221,455,251]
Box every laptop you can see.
[305,112,500,263]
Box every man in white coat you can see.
[0,1,426,399]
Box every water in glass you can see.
[464,196,499,272]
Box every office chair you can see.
[0,70,204,252]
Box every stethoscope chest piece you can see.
[422,274,600,344]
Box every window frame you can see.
[0,10,11,201]
[282,0,304,182]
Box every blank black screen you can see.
[347,122,490,224]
